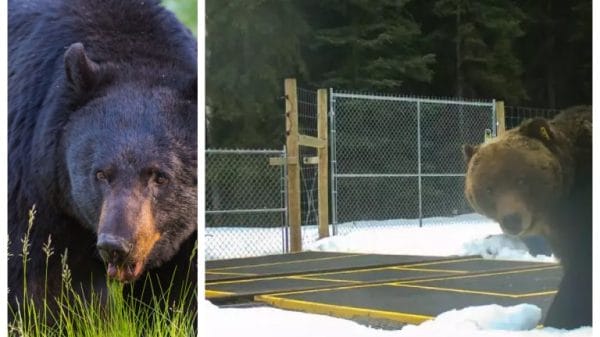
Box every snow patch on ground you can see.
[307,214,556,263]
[205,300,591,337]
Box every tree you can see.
[298,0,435,92]
[426,0,526,102]
[206,0,307,148]
[516,0,591,108]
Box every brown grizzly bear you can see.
[462,106,591,329]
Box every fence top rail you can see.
[331,91,495,107]
[206,148,285,155]
[206,208,286,215]
[335,173,467,178]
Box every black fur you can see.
[8,0,197,318]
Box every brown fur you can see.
[132,198,161,264]
[462,105,592,328]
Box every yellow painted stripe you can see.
[207,273,360,286]
[205,264,452,286]
[300,257,478,277]
[207,254,362,271]
[302,265,398,276]
[255,282,382,297]
[403,257,484,267]
[392,267,468,274]
[256,295,433,325]
[396,265,560,284]
[207,274,304,286]
[206,276,287,287]
[205,271,257,276]
[205,290,236,298]
[391,283,542,298]
[515,290,558,298]
[289,275,364,284]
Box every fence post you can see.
[496,100,506,136]
[285,78,302,252]
[317,89,329,239]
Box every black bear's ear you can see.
[64,42,99,93]
[519,118,554,145]
[462,144,479,164]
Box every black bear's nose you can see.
[501,213,523,235]
[97,233,132,264]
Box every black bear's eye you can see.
[95,170,107,181]
[154,172,168,185]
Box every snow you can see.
[204,300,591,337]
[205,214,590,336]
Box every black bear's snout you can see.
[97,233,132,264]
[501,213,523,235]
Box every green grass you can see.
[162,0,197,36]
[9,206,197,337]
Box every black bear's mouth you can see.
[107,261,144,283]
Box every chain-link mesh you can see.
[330,91,495,234]
[505,106,561,130]
[205,149,287,260]
[297,87,321,247]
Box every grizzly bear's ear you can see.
[519,118,554,145]
[64,42,100,93]
[462,144,479,164]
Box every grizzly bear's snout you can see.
[500,213,523,235]
[494,192,534,236]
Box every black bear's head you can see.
[62,43,197,283]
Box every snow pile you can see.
[403,304,540,333]
[204,301,591,337]
[463,234,556,263]
[307,215,503,256]
[307,214,556,263]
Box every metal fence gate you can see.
[205,149,288,260]
[329,91,496,234]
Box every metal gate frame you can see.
[205,148,289,259]
[329,90,497,234]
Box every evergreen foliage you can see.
[206,0,591,148]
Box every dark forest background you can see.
[206,0,591,149]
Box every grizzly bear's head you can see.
[463,118,570,238]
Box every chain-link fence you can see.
[297,87,322,247]
[330,91,496,234]
[205,149,288,260]
[504,105,561,130]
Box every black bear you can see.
[463,106,592,328]
[8,0,197,316]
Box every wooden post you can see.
[496,100,506,136]
[317,89,329,239]
[285,79,302,252]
